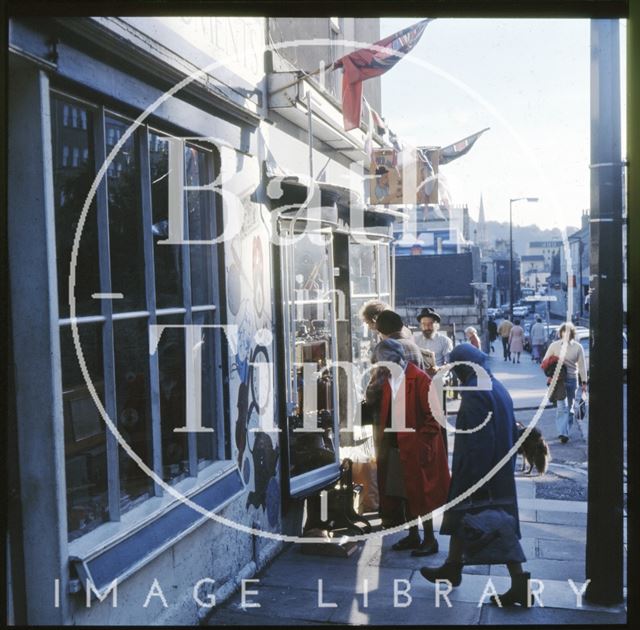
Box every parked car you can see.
[577,329,627,378]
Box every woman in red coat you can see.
[367,338,451,556]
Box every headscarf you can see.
[449,342,492,383]
[372,338,407,370]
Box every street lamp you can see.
[509,196,539,320]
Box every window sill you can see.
[69,460,243,597]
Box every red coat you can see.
[377,363,451,518]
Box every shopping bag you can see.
[351,460,379,514]
[574,394,587,420]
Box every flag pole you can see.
[268,62,337,98]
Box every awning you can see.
[265,168,406,232]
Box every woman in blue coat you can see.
[419,343,532,607]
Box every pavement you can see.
[206,350,627,626]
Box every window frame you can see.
[50,87,232,552]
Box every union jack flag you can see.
[439,128,490,165]
[333,19,433,131]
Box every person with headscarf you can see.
[419,343,532,607]
[365,339,450,557]
[464,326,481,349]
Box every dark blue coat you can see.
[440,343,521,538]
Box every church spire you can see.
[478,194,487,246]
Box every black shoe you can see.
[411,539,439,557]
[419,561,463,587]
[490,572,533,607]
[559,435,568,444]
[392,534,421,551]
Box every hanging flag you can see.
[438,127,490,165]
[371,108,387,136]
[333,18,433,131]
[363,99,374,165]
[416,147,439,203]
[388,129,403,153]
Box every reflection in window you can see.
[61,325,107,541]
[150,133,183,309]
[286,233,337,477]
[52,93,224,541]
[349,243,390,369]
[114,318,153,510]
[187,145,216,306]
[193,310,217,464]
[156,316,188,484]
[106,114,145,313]
[51,94,100,318]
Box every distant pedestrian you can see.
[541,322,588,443]
[529,317,547,363]
[498,317,514,361]
[464,326,481,349]
[508,319,525,364]
[488,316,498,353]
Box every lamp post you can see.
[509,197,539,320]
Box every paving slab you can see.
[212,584,352,624]
[536,510,588,526]
[328,595,482,625]
[520,521,585,543]
[537,538,585,562]
[519,498,588,513]
[514,479,536,499]
[258,559,414,595]
[480,604,627,625]
[207,609,333,626]
[409,571,512,605]
[490,558,586,582]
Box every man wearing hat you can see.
[413,307,453,368]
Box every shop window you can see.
[51,91,223,542]
[61,324,108,541]
[349,241,391,368]
[150,132,183,309]
[280,227,340,494]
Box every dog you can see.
[516,421,551,475]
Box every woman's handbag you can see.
[452,491,526,565]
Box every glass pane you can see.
[350,243,377,297]
[51,95,100,319]
[378,245,391,298]
[193,310,217,464]
[60,324,107,541]
[155,315,188,483]
[150,132,183,309]
[349,243,380,369]
[114,318,153,511]
[287,233,338,478]
[186,145,216,306]
[105,114,145,313]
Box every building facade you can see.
[7,16,398,625]
[394,203,472,256]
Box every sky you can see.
[379,18,626,230]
